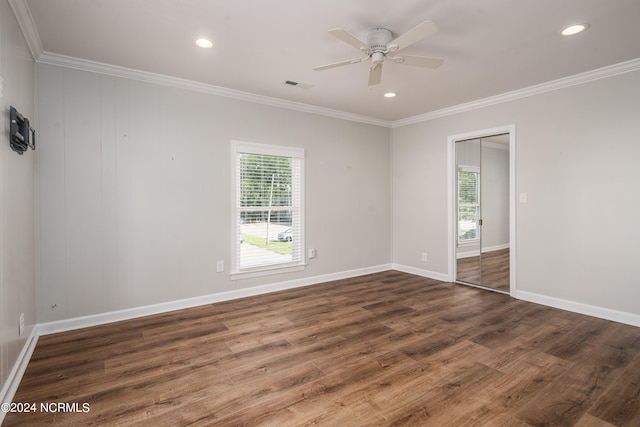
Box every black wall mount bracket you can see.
[9,106,36,155]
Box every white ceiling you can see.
[21,0,640,122]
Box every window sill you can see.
[230,262,306,280]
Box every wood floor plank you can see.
[587,354,640,426]
[4,270,640,426]
[575,414,619,427]
[457,247,510,291]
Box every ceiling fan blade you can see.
[389,20,438,51]
[368,64,383,86]
[392,55,443,68]
[328,28,371,54]
[313,57,365,71]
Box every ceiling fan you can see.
[313,20,444,86]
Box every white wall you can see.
[392,69,640,317]
[36,64,391,322]
[480,143,509,251]
[0,0,36,400]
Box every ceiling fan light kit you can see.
[314,20,444,86]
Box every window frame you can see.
[457,165,480,245]
[230,141,306,279]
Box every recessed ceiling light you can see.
[384,92,397,98]
[561,24,589,36]
[195,38,213,48]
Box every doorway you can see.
[449,126,515,294]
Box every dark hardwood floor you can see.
[457,248,510,292]
[4,271,640,426]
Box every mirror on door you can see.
[455,134,510,293]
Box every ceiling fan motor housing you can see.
[365,28,393,66]
[365,28,393,52]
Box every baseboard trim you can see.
[37,264,392,336]
[391,266,640,328]
[392,263,451,282]
[457,250,480,259]
[483,244,510,253]
[0,328,39,424]
[457,244,510,259]
[512,289,640,328]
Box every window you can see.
[458,166,480,243]
[231,141,305,277]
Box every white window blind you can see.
[232,142,304,276]
[458,166,480,243]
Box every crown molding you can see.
[10,0,389,127]
[36,52,392,128]
[13,0,639,131]
[36,51,640,131]
[392,57,640,128]
[8,0,43,60]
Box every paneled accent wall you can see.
[0,0,36,401]
[36,64,391,322]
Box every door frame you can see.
[447,125,516,294]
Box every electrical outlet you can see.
[519,192,528,203]
[19,313,25,336]
[308,248,317,259]
[421,252,428,262]
[216,260,224,272]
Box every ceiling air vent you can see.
[283,80,313,89]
